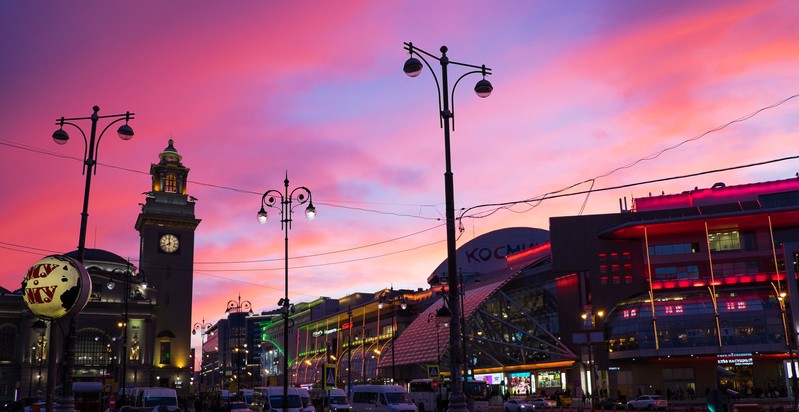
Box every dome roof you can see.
[158,138,183,165]
[65,248,129,265]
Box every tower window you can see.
[164,174,178,193]
[160,340,172,364]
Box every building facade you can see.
[0,140,199,404]
[550,178,799,399]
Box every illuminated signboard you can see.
[312,328,341,337]
[717,353,753,366]
[23,255,91,320]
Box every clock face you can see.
[159,234,180,253]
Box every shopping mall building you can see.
[248,177,799,400]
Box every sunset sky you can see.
[2,1,799,350]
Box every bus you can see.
[408,379,488,412]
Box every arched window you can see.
[164,174,178,193]
[0,325,16,362]
[75,329,113,367]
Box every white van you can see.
[408,379,445,412]
[350,385,417,412]
[309,388,352,412]
[298,388,315,412]
[136,387,179,409]
[252,386,304,412]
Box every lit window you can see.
[623,264,632,272]
[611,252,619,261]
[709,231,741,252]
[725,301,747,311]
[622,308,638,318]
[624,276,633,284]
[160,341,172,364]
[599,265,608,274]
[164,174,178,193]
[612,276,621,285]
[598,253,607,263]
[612,264,620,273]
[623,252,631,261]
[665,306,673,315]
[600,277,608,285]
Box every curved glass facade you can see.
[468,277,567,368]
[606,284,785,355]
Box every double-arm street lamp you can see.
[226,295,253,390]
[257,172,315,412]
[403,43,492,412]
[107,263,144,402]
[193,319,213,393]
[51,105,134,412]
[377,288,407,383]
[427,305,451,367]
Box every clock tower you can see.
[135,139,201,391]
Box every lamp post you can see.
[28,345,36,398]
[377,288,407,384]
[51,105,134,412]
[429,306,451,412]
[403,42,492,412]
[580,307,604,411]
[257,172,315,412]
[772,282,799,406]
[107,262,139,401]
[226,294,253,392]
[193,319,213,394]
[32,320,47,398]
[347,306,353,395]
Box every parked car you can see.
[524,397,556,408]
[503,399,534,412]
[626,395,667,410]
[595,398,625,410]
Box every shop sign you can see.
[717,353,753,366]
[22,255,92,320]
[474,373,503,385]
[312,328,339,337]
[23,255,91,320]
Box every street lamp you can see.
[347,306,353,395]
[377,288,407,384]
[226,294,253,391]
[429,306,450,412]
[403,42,492,412]
[257,172,315,412]
[580,307,605,410]
[107,262,140,401]
[32,320,47,398]
[427,306,451,366]
[772,282,799,407]
[193,319,213,394]
[51,105,134,412]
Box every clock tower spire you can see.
[135,139,201,393]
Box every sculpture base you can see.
[447,392,468,412]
